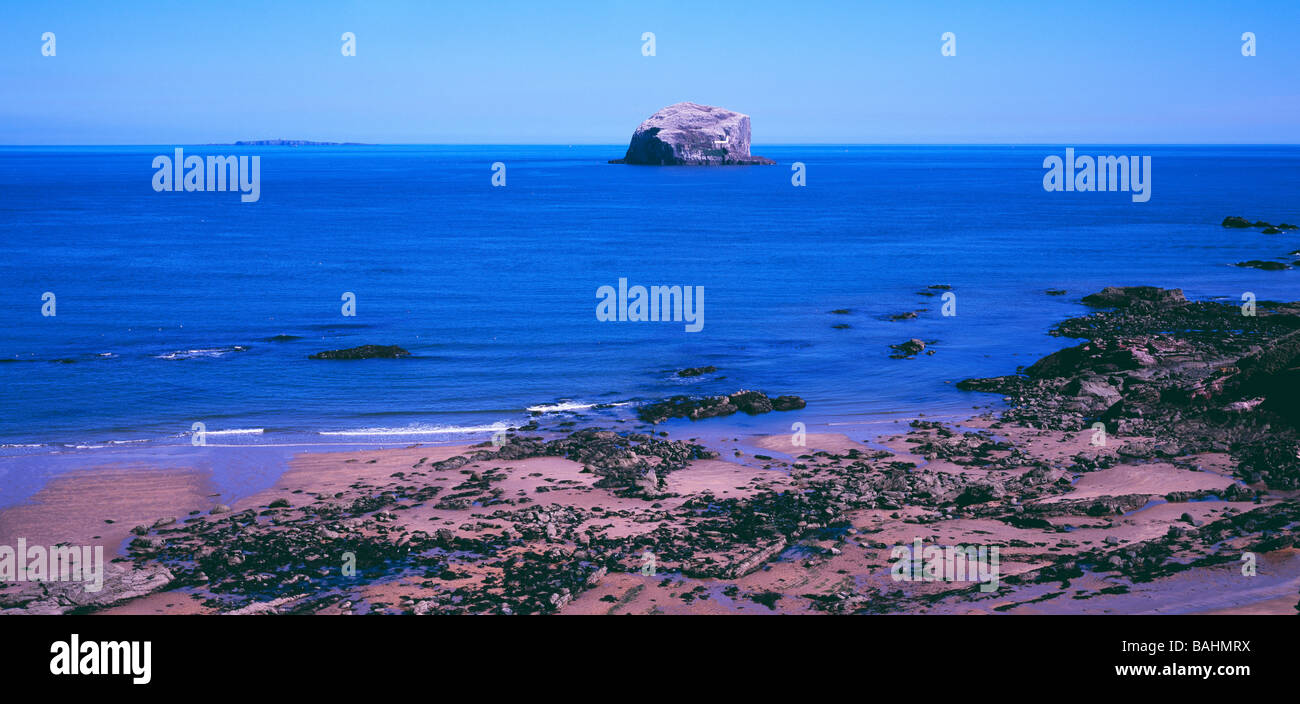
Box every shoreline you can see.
[3,286,1299,615]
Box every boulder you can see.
[1025,340,1147,379]
[772,395,807,411]
[889,339,927,358]
[729,390,773,415]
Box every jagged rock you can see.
[610,102,775,166]
[1062,376,1123,410]
[889,339,926,358]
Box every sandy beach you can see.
[3,424,1295,615]
[3,286,1299,616]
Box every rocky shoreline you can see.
[3,285,1298,615]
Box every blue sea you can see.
[2,145,1298,502]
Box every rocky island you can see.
[609,102,775,166]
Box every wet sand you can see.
[5,416,1292,616]
[0,463,217,555]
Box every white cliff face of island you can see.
[610,102,776,166]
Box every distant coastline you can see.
[221,139,369,146]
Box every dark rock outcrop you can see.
[637,390,805,423]
[676,365,717,377]
[957,286,1300,490]
[610,102,775,166]
[889,339,927,358]
[1234,260,1289,271]
[1221,216,1297,231]
[1081,286,1186,310]
[772,395,807,411]
[309,345,411,360]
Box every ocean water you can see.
[1,145,1298,473]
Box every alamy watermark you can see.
[152,148,261,203]
[890,538,1000,593]
[1043,148,1151,202]
[0,539,104,592]
[50,634,151,685]
[596,278,704,332]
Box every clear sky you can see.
[2,0,1296,144]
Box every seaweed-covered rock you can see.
[1081,286,1186,310]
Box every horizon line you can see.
[3,142,1300,148]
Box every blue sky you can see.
[1,0,1296,144]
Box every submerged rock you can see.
[676,365,717,377]
[309,345,411,360]
[610,102,775,166]
[1233,260,1289,271]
